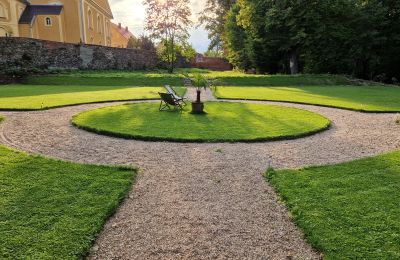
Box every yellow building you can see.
[0,0,26,37]
[111,22,133,48]
[0,0,113,46]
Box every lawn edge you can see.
[70,102,332,143]
[0,98,160,111]
[265,166,325,256]
[0,144,138,259]
[214,97,400,113]
[264,149,400,258]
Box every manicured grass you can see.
[214,85,400,112]
[267,151,400,259]
[0,85,186,110]
[25,71,185,86]
[0,145,136,259]
[71,102,330,142]
[26,69,353,87]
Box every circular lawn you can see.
[71,102,330,142]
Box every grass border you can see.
[265,150,400,258]
[0,98,160,111]
[71,102,332,143]
[0,144,138,258]
[0,86,186,111]
[214,97,400,113]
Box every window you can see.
[0,3,6,18]
[97,15,101,33]
[88,9,93,29]
[45,17,52,26]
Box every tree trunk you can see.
[196,90,201,103]
[169,37,175,73]
[289,50,299,75]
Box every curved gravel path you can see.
[0,89,399,259]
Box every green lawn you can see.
[214,85,400,112]
[25,71,185,86]
[0,85,186,110]
[71,102,330,142]
[0,145,136,259]
[26,69,352,87]
[267,151,400,259]
[7,70,396,111]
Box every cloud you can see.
[109,0,210,52]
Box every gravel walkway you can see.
[0,89,399,259]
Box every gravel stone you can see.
[0,88,398,259]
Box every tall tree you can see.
[222,0,400,82]
[198,0,236,54]
[143,0,192,73]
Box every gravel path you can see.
[0,90,399,259]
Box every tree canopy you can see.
[206,0,400,82]
[143,0,192,73]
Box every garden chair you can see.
[164,85,187,106]
[158,92,183,111]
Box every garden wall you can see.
[0,37,158,74]
[190,55,232,71]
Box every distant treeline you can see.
[203,0,400,83]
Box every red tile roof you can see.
[111,22,134,39]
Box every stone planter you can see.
[191,102,204,114]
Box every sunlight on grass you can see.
[215,86,400,112]
[0,86,186,110]
[267,150,400,259]
[71,102,330,142]
[0,145,135,259]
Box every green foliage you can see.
[198,0,236,53]
[72,102,330,142]
[157,40,196,69]
[0,145,135,259]
[222,0,400,83]
[126,36,138,48]
[144,0,192,73]
[267,150,400,259]
[203,48,224,58]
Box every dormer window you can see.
[45,17,52,26]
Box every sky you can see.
[109,0,210,53]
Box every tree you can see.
[221,0,400,82]
[143,0,192,73]
[127,36,138,49]
[157,40,195,68]
[198,0,236,53]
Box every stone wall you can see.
[0,37,158,74]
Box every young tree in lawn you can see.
[143,0,192,73]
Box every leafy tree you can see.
[204,48,224,58]
[127,37,138,49]
[221,0,400,82]
[198,0,236,53]
[143,0,192,73]
[157,40,196,68]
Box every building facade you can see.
[111,22,133,48]
[0,0,113,46]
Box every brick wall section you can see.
[190,56,232,71]
[0,37,158,72]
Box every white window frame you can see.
[45,17,52,26]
